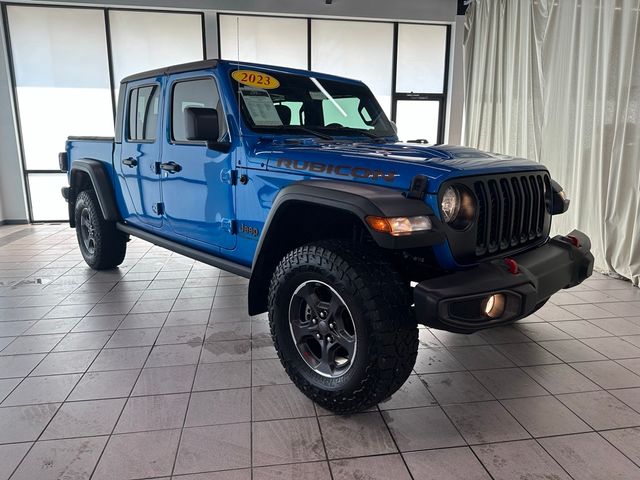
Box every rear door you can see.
[161,74,236,250]
[117,80,163,228]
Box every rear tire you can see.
[74,189,127,270]
[268,240,418,414]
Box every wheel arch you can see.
[69,159,120,227]
[247,180,442,315]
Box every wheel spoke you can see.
[327,295,344,319]
[333,333,355,357]
[297,283,323,318]
[290,318,317,343]
[316,339,336,376]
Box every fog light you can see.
[482,294,506,319]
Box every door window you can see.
[171,78,228,143]
[127,85,160,141]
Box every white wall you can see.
[0,5,28,224]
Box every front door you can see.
[161,75,236,250]
[118,81,163,228]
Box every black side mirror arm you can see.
[207,140,232,153]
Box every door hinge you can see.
[221,169,238,185]
[221,218,236,234]
[153,202,165,215]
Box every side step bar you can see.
[116,223,252,279]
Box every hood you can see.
[255,140,545,193]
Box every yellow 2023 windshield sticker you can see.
[231,70,280,89]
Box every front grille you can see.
[442,171,552,264]
[474,173,550,257]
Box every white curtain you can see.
[464,0,640,286]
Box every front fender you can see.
[258,180,445,251]
[247,180,445,315]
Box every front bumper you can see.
[414,229,594,333]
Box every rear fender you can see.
[68,159,120,227]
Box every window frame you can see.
[390,22,452,144]
[168,74,229,147]
[125,83,161,143]
[0,2,206,223]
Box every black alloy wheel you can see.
[288,280,357,378]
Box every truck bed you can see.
[66,137,115,170]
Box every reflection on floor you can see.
[1,223,640,479]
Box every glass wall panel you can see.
[27,173,69,221]
[311,20,393,115]
[109,10,203,93]
[396,24,447,93]
[219,15,308,70]
[6,6,114,172]
[395,100,440,143]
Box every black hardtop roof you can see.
[120,59,363,85]
[120,59,219,83]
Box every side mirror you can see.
[184,107,231,152]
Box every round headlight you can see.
[441,186,460,223]
[441,185,476,229]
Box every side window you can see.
[127,85,159,141]
[171,78,228,142]
[322,97,372,129]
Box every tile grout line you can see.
[85,247,173,480]
[168,259,205,478]
[377,404,418,480]
[250,284,255,480]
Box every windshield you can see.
[229,68,396,138]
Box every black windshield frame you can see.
[229,70,397,138]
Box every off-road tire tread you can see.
[268,240,418,414]
[75,189,127,270]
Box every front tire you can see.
[74,190,127,270]
[268,240,418,414]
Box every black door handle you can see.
[160,162,182,173]
[122,157,138,167]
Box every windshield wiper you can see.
[273,124,333,141]
[326,126,387,141]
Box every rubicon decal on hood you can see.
[275,158,396,183]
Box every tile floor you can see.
[1,223,640,479]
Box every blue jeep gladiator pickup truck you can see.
[60,59,594,412]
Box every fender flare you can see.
[247,180,444,315]
[69,159,120,225]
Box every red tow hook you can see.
[566,235,581,248]
[504,258,519,274]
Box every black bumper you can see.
[414,230,594,333]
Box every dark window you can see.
[171,78,227,143]
[127,85,159,141]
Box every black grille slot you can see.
[469,172,550,261]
